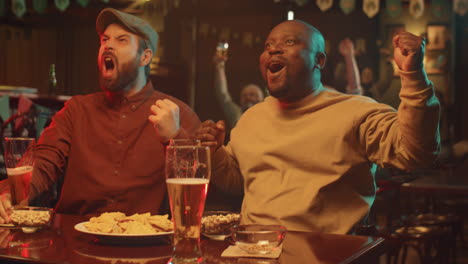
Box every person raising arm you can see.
[197,20,439,234]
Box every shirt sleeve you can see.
[30,97,77,199]
[359,70,441,170]
[172,100,201,140]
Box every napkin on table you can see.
[221,244,282,259]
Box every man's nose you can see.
[103,40,115,50]
[268,43,283,55]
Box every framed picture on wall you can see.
[426,25,448,51]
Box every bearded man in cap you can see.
[0,8,200,222]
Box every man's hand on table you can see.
[0,193,11,224]
[0,228,11,248]
[195,120,226,154]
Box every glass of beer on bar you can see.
[3,137,35,206]
[165,144,211,264]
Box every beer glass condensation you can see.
[165,145,211,264]
[3,137,35,206]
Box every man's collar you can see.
[105,81,154,108]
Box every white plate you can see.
[74,222,173,245]
[74,249,171,262]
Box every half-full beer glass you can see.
[165,145,211,264]
[3,137,35,206]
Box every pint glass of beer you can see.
[3,137,35,206]
[216,41,229,58]
[165,145,211,263]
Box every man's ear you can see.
[140,49,153,67]
[315,52,326,70]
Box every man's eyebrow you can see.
[101,33,131,39]
[116,34,131,39]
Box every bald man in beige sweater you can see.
[196,20,440,234]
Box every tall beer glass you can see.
[3,137,35,206]
[165,145,210,264]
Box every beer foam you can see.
[166,178,209,185]
[7,166,33,176]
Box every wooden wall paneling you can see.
[0,26,6,82]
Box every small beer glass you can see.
[216,41,229,57]
[3,137,35,206]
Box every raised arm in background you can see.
[338,38,363,95]
[213,53,242,128]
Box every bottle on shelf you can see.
[48,64,57,96]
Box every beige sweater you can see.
[212,70,440,234]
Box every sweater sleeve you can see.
[210,144,244,195]
[358,70,440,170]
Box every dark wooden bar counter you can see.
[0,214,387,264]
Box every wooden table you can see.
[0,214,387,264]
[401,176,468,196]
[400,172,468,212]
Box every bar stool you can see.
[396,181,460,264]
[392,225,451,264]
[403,213,460,263]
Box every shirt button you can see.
[121,114,126,119]
[117,140,123,145]
[131,105,136,111]
[114,170,119,175]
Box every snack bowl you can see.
[8,206,54,233]
[201,211,241,240]
[231,225,287,255]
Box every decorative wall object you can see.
[409,0,424,18]
[76,0,90,8]
[316,0,333,12]
[363,0,379,18]
[386,0,402,18]
[54,0,70,12]
[340,0,355,15]
[11,0,26,18]
[453,0,467,16]
[33,0,47,14]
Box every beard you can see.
[99,54,140,93]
